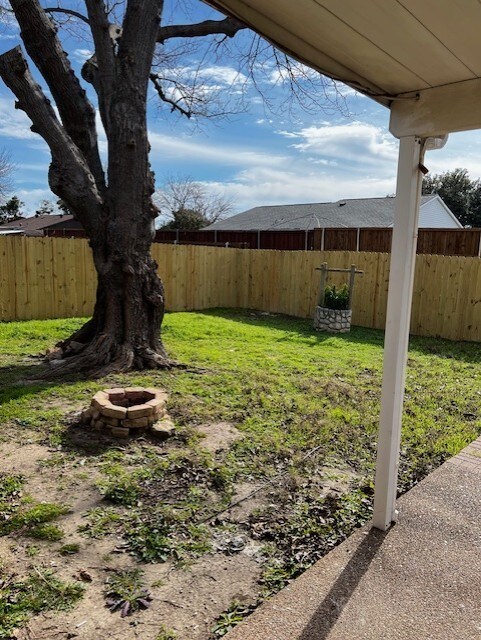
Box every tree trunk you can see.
[49,212,170,376]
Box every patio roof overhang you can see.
[206,0,481,530]
[207,0,481,137]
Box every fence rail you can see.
[1,236,481,342]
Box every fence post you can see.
[321,228,325,251]
[356,228,360,252]
[348,264,356,308]
[317,262,328,306]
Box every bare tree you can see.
[156,176,233,229]
[0,0,345,376]
[0,148,14,199]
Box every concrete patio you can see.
[226,437,481,640]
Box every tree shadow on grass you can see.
[0,359,166,459]
[0,359,87,402]
[195,308,481,364]
[193,308,385,347]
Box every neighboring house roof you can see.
[0,228,26,235]
[206,195,462,231]
[0,214,82,235]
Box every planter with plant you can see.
[314,283,352,333]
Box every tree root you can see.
[35,333,175,380]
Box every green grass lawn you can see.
[1,309,481,636]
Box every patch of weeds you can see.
[211,601,256,637]
[29,523,64,541]
[38,453,69,468]
[78,507,123,539]
[0,474,24,520]
[94,450,229,564]
[59,543,80,556]
[0,566,84,639]
[25,545,40,558]
[156,626,177,640]
[96,464,151,507]
[150,578,165,588]
[0,502,69,537]
[104,568,152,618]
[1,476,68,542]
[250,487,373,595]
[124,509,211,564]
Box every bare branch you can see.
[84,0,116,135]
[43,7,90,25]
[9,0,106,193]
[0,46,103,236]
[149,73,192,118]
[157,16,247,44]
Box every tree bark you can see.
[55,237,169,376]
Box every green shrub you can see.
[323,284,350,310]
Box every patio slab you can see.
[226,437,481,640]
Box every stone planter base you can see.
[313,306,352,333]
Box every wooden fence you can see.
[1,236,481,342]
[153,227,481,257]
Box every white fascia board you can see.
[390,77,481,138]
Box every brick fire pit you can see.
[81,387,173,439]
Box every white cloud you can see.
[0,97,38,140]
[148,118,400,213]
[200,166,396,214]
[17,163,48,172]
[72,48,93,63]
[285,121,398,168]
[268,62,320,85]
[195,66,248,87]
[15,188,54,215]
[149,131,287,168]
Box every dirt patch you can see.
[17,554,261,640]
[0,419,366,640]
[0,442,47,475]
[0,428,263,640]
[196,422,242,454]
[222,482,268,524]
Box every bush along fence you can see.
[2,236,481,342]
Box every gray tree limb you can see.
[157,15,247,43]
[9,0,105,194]
[0,47,103,237]
[84,0,116,135]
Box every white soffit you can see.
[206,0,481,137]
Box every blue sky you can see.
[1,1,481,220]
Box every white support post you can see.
[372,136,424,531]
